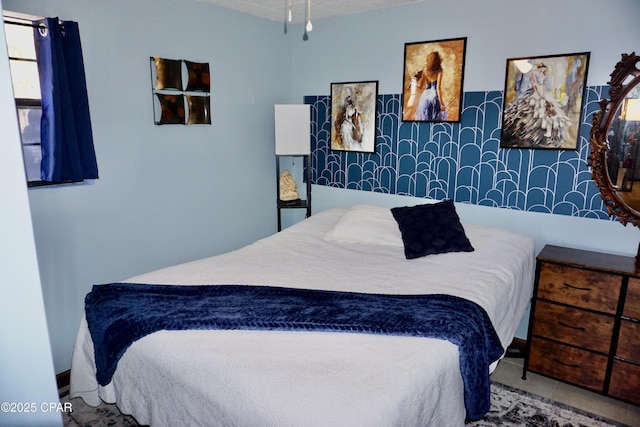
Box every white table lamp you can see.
[274,104,311,155]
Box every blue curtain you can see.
[33,18,98,182]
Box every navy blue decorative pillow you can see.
[391,200,474,259]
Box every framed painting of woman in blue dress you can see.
[500,52,590,150]
[402,37,467,123]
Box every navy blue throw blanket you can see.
[85,283,504,420]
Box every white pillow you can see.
[323,204,403,247]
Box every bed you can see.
[70,202,535,427]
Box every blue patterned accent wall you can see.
[304,86,614,220]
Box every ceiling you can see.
[195,0,424,24]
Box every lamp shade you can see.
[625,98,640,122]
[274,104,311,155]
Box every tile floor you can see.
[493,357,640,427]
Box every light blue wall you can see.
[2,0,293,374]
[290,0,640,94]
[0,1,61,424]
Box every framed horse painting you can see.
[330,81,378,153]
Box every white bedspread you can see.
[70,206,535,427]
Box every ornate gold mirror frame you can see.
[589,53,640,237]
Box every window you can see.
[4,13,45,185]
[5,13,98,185]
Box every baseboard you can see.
[506,337,526,358]
[56,370,70,390]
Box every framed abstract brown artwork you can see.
[150,56,211,125]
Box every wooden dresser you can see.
[523,245,640,406]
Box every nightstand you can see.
[523,244,640,406]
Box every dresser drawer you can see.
[528,336,607,391]
[617,319,640,362]
[625,278,640,320]
[609,360,640,405]
[532,301,614,353]
[537,263,621,314]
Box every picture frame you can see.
[331,80,378,153]
[401,37,467,123]
[500,52,590,150]
[150,56,212,126]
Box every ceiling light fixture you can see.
[303,0,312,41]
[284,0,291,33]
[283,0,313,40]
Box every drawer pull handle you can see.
[562,282,591,291]
[552,358,580,369]
[557,321,585,331]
